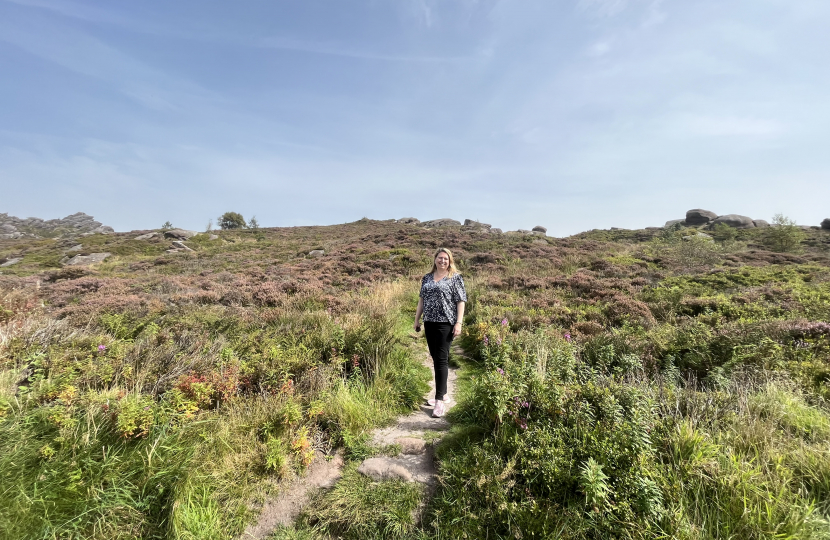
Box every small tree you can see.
[711,223,737,243]
[205,218,213,232]
[218,212,246,230]
[765,214,804,253]
[249,216,260,230]
[161,221,173,230]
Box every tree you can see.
[249,216,260,229]
[218,212,246,230]
[205,218,213,232]
[161,221,173,230]
[765,214,805,253]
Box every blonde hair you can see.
[430,248,459,277]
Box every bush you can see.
[765,214,805,253]
[218,212,247,230]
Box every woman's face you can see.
[435,252,450,270]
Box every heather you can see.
[2,219,830,539]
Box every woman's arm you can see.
[453,301,466,337]
[414,297,424,331]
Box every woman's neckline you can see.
[432,272,449,283]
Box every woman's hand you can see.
[413,321,421,332]
[453,322,462,338]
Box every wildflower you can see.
[496,367,505,376]
[522,401,529,408]
[483,335,489,346]
[497,338,502,346]
[501,318,508,326]
[98,345,107,352]
[564,333,571,342]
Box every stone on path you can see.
[395,437,427,455]
[357,458,414,482]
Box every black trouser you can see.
[424,321,454,401]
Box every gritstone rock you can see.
[710,214,755,229]
[664,219,687,228]
[308,250,325,257]
[134,233,157,240]
[0,257,22,267]
[357,457,413,482]
[65,253,111,266]
[685,209,718,225]
[532,225,547,233]
[66,245,83,252]
[394,437,427,455]
[171,241,193,252]
[490,228,503,234]
[422,218,461,228]
[398,217,420,225]
[0,212,113,239]
[209,234,219,240]
[821,219,830,230]
[753,220,770,228]
[463,219,491,228]
[163,229,198,240]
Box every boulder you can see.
[490,228,503,234]
[164,229,198,240]
[65,253,111,266]
[531,230,546,236]
[66,244,83,252]
[532,225,547,233]
[209,234,219,240]
[710,214,755,229]
[171,241,193,252]
[357,457,413,482]
[308,250,325,258]
[753,220,770,228]
[463,219,491,228]
[664,219,686,228]
[0,257,22,268]
[422,218,461,228]
[685,209,718,226]
[134,232,157,240]
[398,217,420,225]
[821,218,830,230]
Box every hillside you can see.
[1,215,830,540]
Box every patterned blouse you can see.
[420,273,467,324]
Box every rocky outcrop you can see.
[398,217,420,225]
[134,232,157,240]
[163,229,198,240]
[422,218,461,228]
[822,219,830,230]
[0,212,113,240]
[685,209,718,226]
[532,225,547,234]
[710,214,755,229]
[753,220,770,228]
[664,219,686,228]
[308,250,325,258]
[65,253,111,266]
[0,257,22,267]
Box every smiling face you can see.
[434,251,450,271]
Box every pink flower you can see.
[496,368,505,376]
[98,345,107,352]
[501,318,508,326]
[564,333,571,342]
[483,336,489,346]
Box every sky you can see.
[1,0,829,236]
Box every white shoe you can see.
[426,397,452,407]
[433,400,447,418]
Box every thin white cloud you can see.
[258,35,470,62]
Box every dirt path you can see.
[240,342,459,538]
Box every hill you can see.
[1,216,829,539]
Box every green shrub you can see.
[765,214,806,253]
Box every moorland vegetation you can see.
[1,216,830,540]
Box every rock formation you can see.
[822,219,830,230]
[685,209,718,226]
[710,214,755,229]
[422,218,461,228]
[0,212,114,240]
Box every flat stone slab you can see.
[0,257,22,267]
[65,253,110,266]
[357,457,414,482]
[134,232,157,240]
[395,437,427,455]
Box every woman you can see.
[414,248,467,418]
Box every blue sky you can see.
[1,0,828,235]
